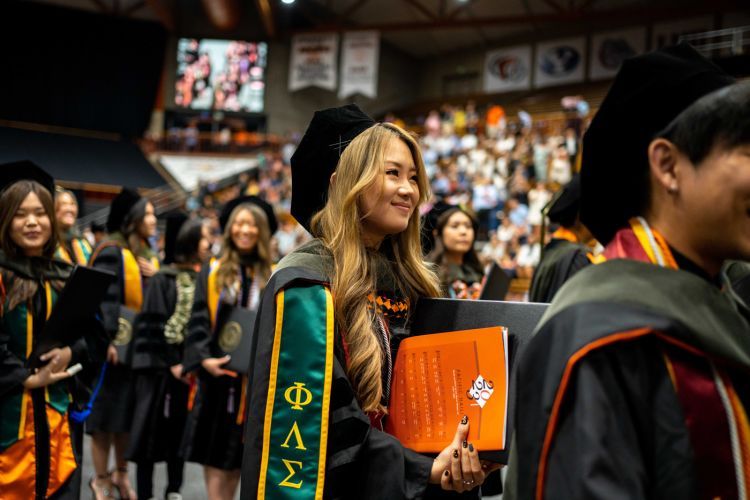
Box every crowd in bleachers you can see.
[163,101,585,284]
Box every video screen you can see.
[175,38,267,113]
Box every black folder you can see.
[479,263,511,301]
[410,297,549,463]
[30,265,115,367]
[212,306,256,374]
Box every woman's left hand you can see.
[137,257,157,278]
[38,346,72,373]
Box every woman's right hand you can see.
[429,416,496,493]
[23,366,71,389]
[201,355,237,378]
[106,344,119,365]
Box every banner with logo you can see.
[288,33,339,92]
[589,27,646,80]
[483,45,532,93]
[652,16,713,49]
[339,31,380,99]
[533,37,586,88]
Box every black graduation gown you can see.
[0,251,99,499]
[126,268,193,463]
[180,262,249,470]
[528,238,591,303]
[241,240,451,500]
[86,244,142,434]
[506,259,750,500]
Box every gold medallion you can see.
[114,316,132,346]
[218,321,242,352]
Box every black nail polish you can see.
[462,440,468,448]
[461,415,468,425]
[469,443,474,452]
[453,449,459,459]
[444,470,450,477]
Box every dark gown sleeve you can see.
[132,272,177,371]
[182,264,213,373]
[325,354,433,499]
[0,322,30,397]
[539,340,696,500]
[89,245,124,340]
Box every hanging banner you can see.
[533,37,586,89]
[288,33,339,92]
[483,45,532,93]
[652,16,713,49]
[589,27,646,81]
[339,31,380,99]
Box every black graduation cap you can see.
[290,104,376,232]
[547,174,581,227]
[162,211,189,265]
[219,195,278,235]
[107,187,142,233]
[0,160,55,195]
[580,43,734,244]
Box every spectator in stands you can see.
[506,197,529,229]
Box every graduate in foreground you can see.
[242,105,499,499]
[507,44,750,499]
[0,162,91,499]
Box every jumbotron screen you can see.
[175,38,267,113]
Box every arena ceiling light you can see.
[281,0,295,4]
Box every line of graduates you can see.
[0,160,278,499]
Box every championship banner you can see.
[589,27,646,81]
[652,16,713,49]
[533,37,586,89]
[483,45,532,94]
[288,33,339,92]
[339,31,380,99]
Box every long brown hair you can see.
[0,181,59,310]
[215,203,273,297]
[311,123,441,412]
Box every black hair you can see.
[121,198,148,237]
[173,219,204,264]
[658,81,750,166]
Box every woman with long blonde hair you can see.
[243,105,498,499]
[181,196,276,500]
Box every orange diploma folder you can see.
[385,326,509,459]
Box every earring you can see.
[667,184,678,194]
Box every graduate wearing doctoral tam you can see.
[290,103,375,232]
[528,174,597,303]
[180,197,276,471]
[86,188,161,435]
[506,44,750,500]
[0,161,97,499]
[127,213,201,498]
[240,106,455,500]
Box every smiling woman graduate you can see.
[180,195,276,500]
[506,44,750,500]
[241,104,500,500]
[0,161,93,499]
